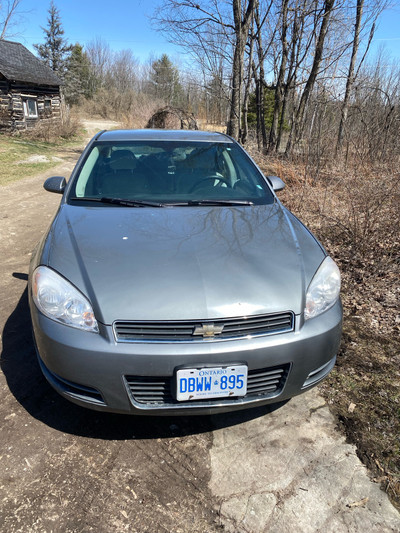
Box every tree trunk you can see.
[253,3,268,150]
[285,0,335,156]
[227,42,243,139]
[276,2,302,152]
[336,0,364,152]
[241,16,255,144]
[268,0,289,153]
[227,0,256,140]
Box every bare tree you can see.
[240,8,255,144]
[276,0,308,152]
[0,0,23,40]
[154,0,256,139]
[285,0,336,155]
[227,0,256,139]
[347,53,400,163]
[86,37,112,92]
[336,0,366,151]
[252,0,276,149]
[151,0,393,167]
[268,0,289,152]
[108,49,138,93]
[336,0,386,152]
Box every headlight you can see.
[32,266,99,333]
[305,257,341,320]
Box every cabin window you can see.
[23,98,38,118]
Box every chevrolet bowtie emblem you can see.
[193,323,224,337]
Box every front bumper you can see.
[30,300,342,415]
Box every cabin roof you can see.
[0,40,62,86]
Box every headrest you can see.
[109,150,137,171]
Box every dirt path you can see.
[0,127,399,532]
[0,159,218,532]
[81,118,121,139]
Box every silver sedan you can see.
[29,129,342,415]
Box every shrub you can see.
[24,113,81,142]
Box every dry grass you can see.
[0,114,84,186]
[252,148,400,509]
[79,90,164,129]
[24,114,82,143]
[0,135,63,186]
[197,120,226,133]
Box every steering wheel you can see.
[189,175,230,193]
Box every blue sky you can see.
[373,1,400,60]
[9,0,183,63]
[7,0,400,64]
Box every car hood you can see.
[45,203,325,324]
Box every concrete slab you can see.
[210,391,400,532]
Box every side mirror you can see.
[44,176,66,194]
[266,175,285,192]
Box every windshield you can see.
[68,140,274,205]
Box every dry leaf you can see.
[347,497,369,509]
[348,402,356,413]
[373,476,387,483]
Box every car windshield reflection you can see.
[68,140,274,206]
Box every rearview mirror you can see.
[266,175,285,192]
[44,176,66,194]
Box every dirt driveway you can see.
[1,129,399,532]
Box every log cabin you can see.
[0,40,62,131]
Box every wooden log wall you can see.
[0,78,62,132]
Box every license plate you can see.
[176,365,248,401]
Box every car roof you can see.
[96,129,233,143]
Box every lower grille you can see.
[114,312,294,342]
[125,364,290,406]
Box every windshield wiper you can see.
[70,197,164,207]
[186,199,254,206]
[70,197,253,207]
[101,197,165,207]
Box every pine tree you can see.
[34,1,71,78]
[64,43,92,104]
[150,54,183,107]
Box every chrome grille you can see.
[114,312,294,342]
[125,364,290,406]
